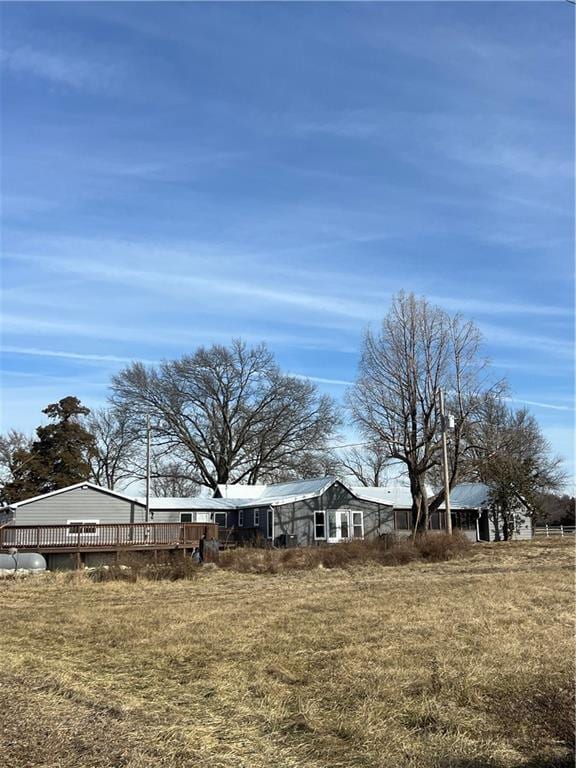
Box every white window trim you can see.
[254,509,260,527]
[180,512,196,523]
[314,509,326,541]
[238,511,244,527]
[351,510,364,539]
[67,519,99,536]
[267,508,274,540]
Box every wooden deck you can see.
[0,522,219,554]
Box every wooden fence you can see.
[0,522,219,551]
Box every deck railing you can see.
[0,522,219,551]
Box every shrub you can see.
[88,553,200,582]
[413,531,472,562]
[219,532,472,574]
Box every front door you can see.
[327,510,351,543]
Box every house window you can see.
[429,511,445,530]
[328,510,338,539]
[340,511,349,539]
[254,509,260,527]
[239,511,244,527]
[455,510,475,531]
[267,508,274,539]
[180,513,194,523]
[67,520,99,536]
[314,511,326,540]
[352,511,364,539]
[394,509,411,530]
[214,512,227,528]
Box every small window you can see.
[429,511,445,530]
[267,508,274,539]
[254,509,260,527]
[340,511,349,539]
[214,512,227,528]
[352,511,364,539]
[67,520,98,536]
[314,511,326,540]
[455,511,475,531]
[239,511,244,527]
[328,510,337,539]
[180,513,194,523]
[394,509,411,530]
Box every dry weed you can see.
[0,539,573,768]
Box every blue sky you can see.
[1,2,574,483]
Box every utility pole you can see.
[439,390,452,535]
[145,414,151,524]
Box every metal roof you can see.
[235,477,393,509]
[215,484,266,499]
[135,497,237,510]
[353,486,415,508]
[447,483,491,509]
[259,477,336,500]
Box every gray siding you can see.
[14,486,144,526]
[483,506,533,541]
[150,509,214,524]
[269,482,394,546]
[511,511,533,541]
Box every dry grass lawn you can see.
[0,539,573,768]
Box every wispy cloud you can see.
[448,144,574,180]
[292,373,353,387]
[478,322,575,360]
[1,44,116,91]
[507,397,574,412]
[0,346,160,366]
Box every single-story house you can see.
[0,477,532,546]
[1,478,394,548]
[215,477,394,546]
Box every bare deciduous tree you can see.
[348,292,500,531]
[0,430,33,502]
[335,442,391,487]
[461,396,566,539]
[111,340,340,490]
[87,407,142,490]
[150,457,200,497]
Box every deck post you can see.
[560,525,564,538]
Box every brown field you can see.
[0,539,573,768]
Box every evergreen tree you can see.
[2,397,95,503]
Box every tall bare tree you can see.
[150,457,199,497]
[87,407,142,490]
[462,396,565,539]
[348,292,501,531]
[335,442,391,487]
[0,430,33,503]
[111,340,340,490]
